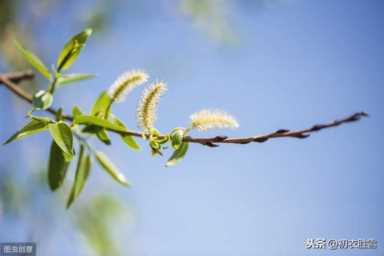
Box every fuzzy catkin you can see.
[137,82,167,130]
[190,109,239,131]
[108,70,148,102]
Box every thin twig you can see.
[183,112,368,147]
[0,71,73,121]
[2,70,35,83]
[0,70,368,147]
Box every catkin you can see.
[137,82,167,130]
[190,109,239,131]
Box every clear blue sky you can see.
[0,0,383,255]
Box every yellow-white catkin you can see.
[108,70,148,102]
[137,82,167,130]
[190,109,239,131]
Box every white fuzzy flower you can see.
[190,109,239,131]
[108,70,148,102]
[137,82,167,130]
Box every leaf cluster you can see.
[4,28,239,207]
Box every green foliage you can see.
[48,141,70,191]
[74,115,127,133]
[91,91,112,117]
[48,122,74,161]
[3,118,51,144]
[170,128,185,150]
[166,127,189,166]
[85,91,114,144]
[121,134,140,151]
[75,196,124,256]
[57,29,92,72]
[96,129,112,145]
[14,28,93,111]
[32,90,53,110]
[166,142,189,167]
[67,145,91,208]
[14,40,52,80]
[95,151,130,187]
[72,105,84,117]
[57,73,95,86]
[5,28,239,207]
[112,116,140,151]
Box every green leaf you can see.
[74,115,127,133]
[3,119,50,145]
[95,151,130,187]
[166,142,189,167]
[32,90,53,110]
[28,114,53,123]
[14,40,52,80]
[150,140,162,156]
[81,125,110,145]
[91,91,112,117]
[170,128,185,150]
[111,116,140,151]
[121,135,140,151]
[57,73,95,86]
[48,140,70,191]
[72,105,84,118]
[149,127,161,137]
[57,28,93,71]
[55,108,64,121]
[154,135,169,145]
[96,129,111,145]
[81,125,101,134]
[88,92,114,145]
[48,122,74,161]
[67,145,92,208]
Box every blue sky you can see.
[0,0,383,255]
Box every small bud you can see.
[32,90,53,110]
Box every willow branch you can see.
[0,70,73,120]
[183,112,368,147]
[0,70,368,147]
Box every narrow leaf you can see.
[48,141,70,191]
[48,122,74,161]
[28,114,53,123]
[87,91,113,144]
[91,91,112,117]
[74,115,127,133]
[14,40,52,80]
[67,145,91,208]
[112,116,140,151]
[81,125,110,146]
[57,28,93,71]
[3,119,49,145]
[57,73,95,86]
[121,135,140,151]
[166,142,189,167]
[95,151,130,187]
[96,129,111,145]
[81,125,102,134]
[72,105,84,118]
